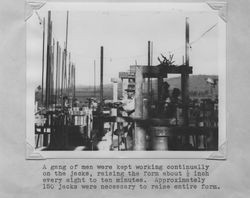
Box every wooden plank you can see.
[120,65,192,79]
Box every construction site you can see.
[34,11,218,151]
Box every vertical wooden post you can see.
[61,48,65,107]
[99,46,104,137]
[41,18,45,107]
[67,53,71,98]
[157,75,163,114]
[147,41,151,116]
[65,11,69,53]
[94,60,96,98]
[55,41,59,105]
[147,41,151,96]
[181,17,190,126]
[73,65,76,100]
[44,11,51,146]
[57,45,61,105]
[71,63,74,97]
[51,38,55,106]
[63,43,67,98]
[134,66,147,150]
[150,41,154,104]
[100,46,104,112]
[62,11,69,101]
[45,11,51,109]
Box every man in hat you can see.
[122,87,135,116]
[113,87,135,150]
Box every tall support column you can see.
[134,66,147,150]
[181,17,190,126]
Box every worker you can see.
[113,87,135,150]
[158,82,170,115]
[122,88,135,116]
[162,82,170,104]
[165,88,180,116]
[62,96,69,109]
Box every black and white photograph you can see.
[5,0,250,197]
[26,2,226,158]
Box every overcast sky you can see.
[27,4,220,87]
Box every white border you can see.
[26,2,226,159]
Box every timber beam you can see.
[119,65,192,79]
